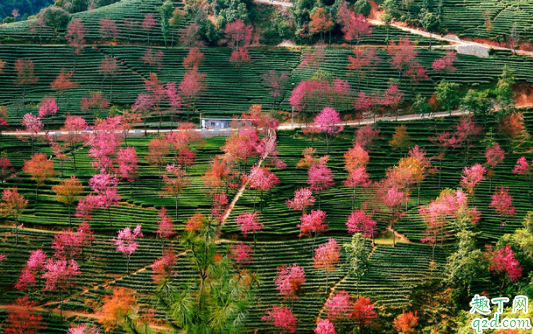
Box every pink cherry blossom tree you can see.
[142,14,157,46]
[112,225,143,274]
[235,211,263,249]
[274,263,306,301]
[432,51,457,73]
[68,324,101,334]
[325,290,353,322]
[261,70,289,108]
[346,209,377,243]
[261,305,297,333]
[156,208,175,253]
[299,209,328,252]
[230,241,253,269]
[151,249,177,285]
[379,185,405,247]
[42,257,81,318]
[486,245,522,292]
[314,237,341,291]
[99,55,119,99]
[343,167,371,211]
[249,166,280,211]
[60,116,87,170]
[89,171,121,225]
[315,319,336,334]
[313,107,344,154]
[490,187,516,231]
[15,249,46,292]
[18,113,43,154]
[512,156,532,201]
[455,115,483,164]
[65,19,87,69]
[307,163,334,209]
[161,164,191,220]
[86,116,122,172]
[460,163,486,203]
[485,143,505,192]
[38,96,58,132]
[117,146,139,195]
[287,187,315,214]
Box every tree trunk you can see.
[175,194,179,220]
[438,159,442,189]
[417,182,421,206]
[127,255,130,274]
[352,186,356,211]
[68,205,71,229]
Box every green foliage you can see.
[444,230,484,298]
[497,212,533,264]
[3,17,15,24]
[421,12,440,33]
[344,233,369,297]
[39,5,70,32]
[291,0,314,29]
[159,1,174,46]
[497,65,516,112]
[436,79,461,113]
[459,89,493,116]
[353,0,371,17]
[156,217,257,334]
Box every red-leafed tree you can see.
[325,290,353,322]
[142,14,157,46]
[112,225,143,274]
[274,263,306,301]
[513,156,532,201]
[151,249,177,285]
[42,258,81,317]
[429,131,454,190]
[315,318,336,334]
[490,187,516,231]
[314,237,341,290]
[14,58,39,107]
[100,18,120,46]
[65,19,87,69]
[60,116,87,170]
[393,310,419,334]
[313,107,343,154]
[81,91,110,116]
[156,208,176,252]
[249,166,280,211]
[117,146,139,195]
[307,163,334,208]
[230,241,253,269]
[351,297,379,332]
[235,211,263,249]
[261,70,289,108]
[486,245,522,292]
[146,137,169,190]
[225,19,253,82]
[161,164,191,220]
[50,69,78,108]
[310,7,334,43]
[142,48,164,74]
[346,209,377,242]
[388,37,417,81]
[179,68,206,121]
[382,84,404,119]
[183,47,204,70]
[38,96,58,131]
[23,152,57,202]
[460,163,486,203]
[287,187,315,214]
[3,296,46,334]
[341,13,372,46]
[484,142,505,192]
[455,115,483,164]
[432,51,457,73]
[347,47,381,90]
[299,209,328,251]
[261,305,297,333]
[99,55,120,99]
[0,153,13,185]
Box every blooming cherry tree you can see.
[307,163,334,209]
[156,208,175,252]
[161,164,191,220]
[486,245,522,292]
[351,297,379,331]
[489,187,516,231]
[112,225,143,274]
[460,163,486,203]
[346,209,377,241]
[151,249,177,285]
[42,257,81,317]
[313,107,344,153]
[315,319,336,334]
[485,143,505,191]
[287,187,315,214]
[325,290,353,322]
[299,209,328,252]
[249,166,279,211]
[235,212,263,249]
[23,152,57,202]
[274,264,306,301]
[230,242,253,269]
[314,238,341,290]
[261,305,297,333]
[512,156,532,201]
